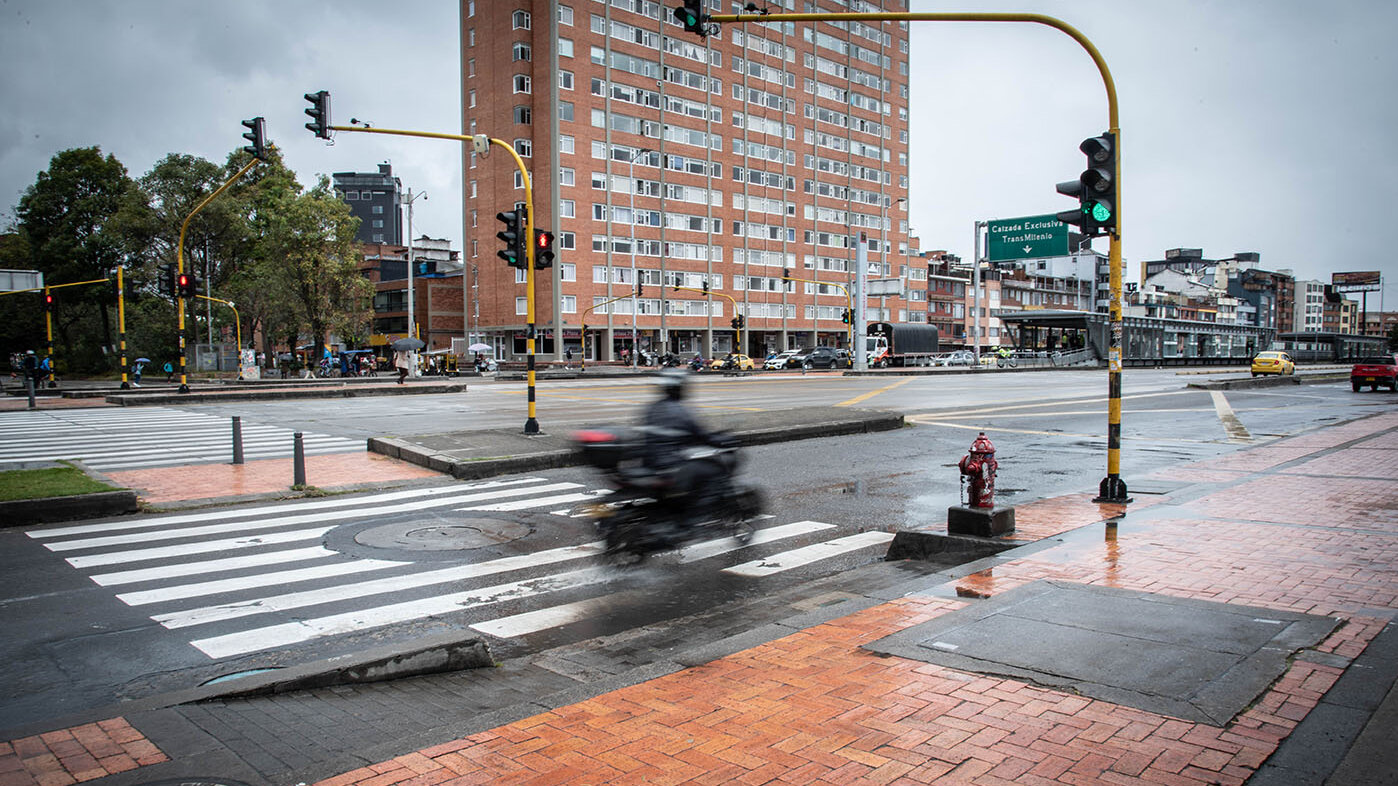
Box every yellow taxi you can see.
[1250,350,1295,377]
[709,353,755,371]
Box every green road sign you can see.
[986,214,1070,262]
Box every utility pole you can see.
[855,234,869,372]
[403,187,426,374]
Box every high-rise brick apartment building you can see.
[461,0,913,361]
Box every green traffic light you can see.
[1090,202,1112,222]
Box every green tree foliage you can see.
[7,148,136,373]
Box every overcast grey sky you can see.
[2,0,1395,308]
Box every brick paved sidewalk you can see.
[4,413,1395,786]
[305,413,1397,786]
[104,451,441,505]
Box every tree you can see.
[255,175,369,365]
[11,147,136,372]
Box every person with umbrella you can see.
[391,337,424,384]
[131,357,150,387]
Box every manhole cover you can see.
[355,517,531,551]
[865,580,1340,724]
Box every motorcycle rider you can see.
[642,368,727,528]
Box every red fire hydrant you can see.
[958,432,998,508]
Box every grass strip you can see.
[0,464,116,501]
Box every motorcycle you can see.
[689,356,704,371]
[571,426,766,564]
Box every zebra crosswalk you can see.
[26,477,894,660]
[0,407,363,471]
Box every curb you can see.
[104,382,468,406]
[369,410,906,478]
[1186,373,1348,391]
[0,489,139,526]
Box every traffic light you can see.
[496,209,526,268]
[241,117,268,160]
[44,292,53,306]
[161,264,176,297]
[702,280,710,295]
[1055,132,1116,236]
[730,317,741,330]
[841,308,851,324]
[534,229,555,269]
[1080,133,1116,235]
[673,0,709,37]
[782,268,791,279]
[177,272,198,298]
[737,314,745,329]
[304,90,330,139]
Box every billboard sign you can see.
[986,214,1069,262]
[1332,271,1382,293]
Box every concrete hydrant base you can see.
[947,504,1016,537]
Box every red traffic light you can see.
[44,293,53,305]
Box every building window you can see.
[513,106,532,125]
[559,102,574,122]
[372,234,384,243]
[561,296,577,313]
[344,192,357,201]
[559,4,573,25]
[516,297,528,315]
[513,74,531,94]
[560,134,574,154]
[372,219,383,228]
[561,231,576,250]
[513,10,530,29]
[514,139,532,157]
[372,205,384,214]
[468,28,475,46]
[513,42,531,62]
[468,58,476,77]
[561,263,576,282]
[467,0,475,16]
[470,210,477,227]
[560,199,575,218]
[559,167,575,186]
[360,191,372,199]
[559,38,574,58]
[559,70,574,90]
[468,89,476,108]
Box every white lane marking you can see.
[44,483,583,551]
[1210,390,1253,443]
[457,492,599,512]
[116,558,409,606]
[32,478,548,539]
[471,596,613,639]
[153,541,606,629]
[678,520,836,563]
[189,567,612,659]
[721,531,896,577]
[65,527,335,568]
[89,547,337,586]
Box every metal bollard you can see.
[293,432,306,486]
[231,416,244,465]
[25,376,36,410]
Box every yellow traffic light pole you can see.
[780,272,853,347]
[578,290,641,373]
[196,294,242,379]
[672,285,740,356]
[176,154,260,394]
[717,9,1127,502]
[327,125,543,433]
[1,278,113,387]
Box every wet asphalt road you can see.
[3,368,1383,734]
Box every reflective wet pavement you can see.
[4,411,1397,786]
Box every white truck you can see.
[865,322,941,367]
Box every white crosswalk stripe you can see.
[25,477,892,660]
[0,407,363,470]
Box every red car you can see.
[1351,353,1398,392]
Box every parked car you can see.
[794,346,852,369]
[709,353,755,371]
[1350,353,1398,392]
[1250,350,1295,377]
[764,350,801,370]
[938,350,976,367]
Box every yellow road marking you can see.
[836,376,913,407]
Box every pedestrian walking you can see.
[565,347,573,368]
[130,360,144,387]
[393,349,411,384]
[163,361,174,382]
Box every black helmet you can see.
[655,368,688,399]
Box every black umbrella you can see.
[391,337,426,351]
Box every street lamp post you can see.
[402,187,426,374]
[628,147,651,368]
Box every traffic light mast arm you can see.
[780,272,854,344]
[672,285,741,351]
[195,294,242,354]
[0,278,110,297]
